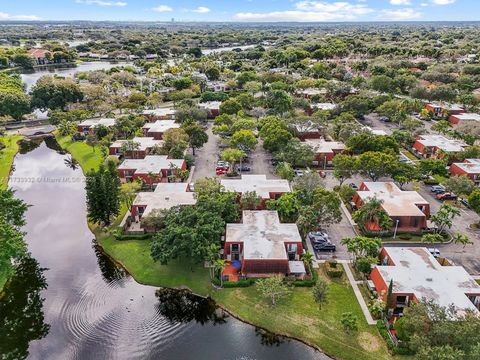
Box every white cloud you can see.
[234,1,374,22]
[75,0,127,7]
[0,12,42,20]
[193,6,210,13]
[390,0,411,5]
[430,0,455,4]
[152,5,173,12]
[379,7,422,20]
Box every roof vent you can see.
[165,196,170,201]
[426,278,433,282]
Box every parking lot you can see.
[192,123,277,181]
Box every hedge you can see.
[325,260,344,278]
[115,233,153,241]
[212,277,255,288]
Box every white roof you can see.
[225,211,301,260]
[301,88,327,95]
[452,113,480,122]
[133,183,196,217]
[79,118,116,128]
[142,108,176,117]
[289,261,306,274]
[416,135,468,153]
[118,155,184,174]
[429,102,464,112]
[199,101,222,110]
[451,159,480,174]
[377,247,480,317]
[143,120,180,133]
[357,182,428,217]
[221,175,291,199]
[312,102,336,111]
[110,137,164,151]
[304,138,346,154]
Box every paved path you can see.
[342,263,376,325]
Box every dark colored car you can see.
[314,243,336,252]
[271,159,279,166]
[349,183,358,190]
[436,192,457,201]
[237,165,251,172]
[319,170,326,178]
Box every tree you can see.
[12,53,34,69]
[85,161,121,225]
[120,140,141,159]
[275,138,314,168]
[341,236,382,261]
[418,158,448,177]
[214,259,227,287]
[220,148,245,174]
[453,233,473,248]
[256,275,291,306]
[302,251,314,270]
[183,122,208,155]
[141,208,168,233]
[421,233,444,244]
[443,175,475,199]
[355,256,375,277]
[231,129,258,150]
[358,152,397,182]
[275,162,295,181]
[30,76,83,111]
[468,189,480,223]
[162,128,189,154]
[346,133,399,155]
[57,119,77,136]
[430,203,460,234]
[340,312,358,334]
[239,191,262,210]
[120,181,141,209]
[0,189,29,275]
[0,91,31,120]
[194,177,223,196]
[172,77,193,90]
[266,192,299,222]
[292,171,325,200]
[332,154,359,185]
[352,198,393,232]
[312,280,329,308]
[312,188,342,228]
[265,89,292,115]
[296,205,319,238]
[391,162,419,189]
[220,99,242,115]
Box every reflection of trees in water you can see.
[18,138,42,154]
[0,257,50,359]
[92,240,127,283]
[255,327,285,347]
[43,136,64,153]
[155,288,228,325]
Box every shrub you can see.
[325,260,344,278]
[368,298,386,319]
[115,233,152,241]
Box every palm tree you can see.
[213,259,227,288]
[302,251,314,274]
[353,197,393,232]
[64,155,79,170]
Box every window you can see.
[287,244,297,253]
[231,244,240,253]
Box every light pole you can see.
[393,219,400,239]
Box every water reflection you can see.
[0,257,50,360]
[255,327,286,347]
[155,288,227,326]
[92,241,127,283]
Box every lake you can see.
[1,139,329,360]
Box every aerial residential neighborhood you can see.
[1,2,480,359]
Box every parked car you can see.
[436,192,457,201]
[428,248,441,258]
[349,183,358,190]
[379,116,389,122]
[431,185,446,193]
[308,231,330,244]
[189,182,195,192]
[270,159,279,166]
[318,170,326,178]
[294,169,304,177]
[314,243,336,252]
[216,169,227,175]
[237,165,251,172]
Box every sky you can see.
[0,0,479,22]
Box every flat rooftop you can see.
[221,175,291,199]
[357,182,428,217]
[143,120,180,133]
[110,137,164,151]
[416,135,467,153]
[199,101,222,109]
[142,108,176,117]
[118,155,184,174]
[452,159,480,174]
[312,102,336,111]
[304,138,346,153]
[225,211,301,260]
[79,118,116,128]
[452,113,480,122]
[133,183,196,217]
[377,247,480,316]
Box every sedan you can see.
[314,243,336,252]
[308,231,329,241]
[237,165,251,172]
[436,192,457,201]
[349,183,358,190]
[294,169,304,177]
[216,169,227,176]
[431,185,446,193]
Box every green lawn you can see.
[96,230,393,360]
[54,132,105,173]
[0,134,23,190]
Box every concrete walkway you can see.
[342,263,376,325]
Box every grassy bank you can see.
[0,134,23,292]
[54,132,105,173]
[0,134,23,190]
[96,231,392,360]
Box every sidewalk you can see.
[342,262,376,325]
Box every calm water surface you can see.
[2,140,328,360]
